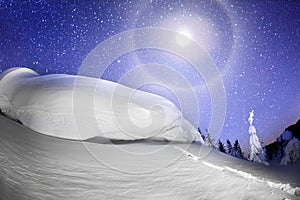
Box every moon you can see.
[176,31,192,46]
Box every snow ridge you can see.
[224,165,300,196]
[174,146,300,197]
[202,161,225,171]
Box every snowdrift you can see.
[0,68,202,142]
[0,115,299,199]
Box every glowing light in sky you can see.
[176,31,192,46]
[159,15,217,52]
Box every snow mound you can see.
[0,68,203,143]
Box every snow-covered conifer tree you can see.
[248,110,269,165]
[281,137,300,165]
[204,132,215,148]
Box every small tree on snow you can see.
[226,139,233,155]
[198,128,205,141]
[248,110,269,165]
[224,139,245,159]
[204,129,216,148]
[218,140,226,153]
[233,139,244,159]
[234,140,243,155]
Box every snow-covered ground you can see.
[0,68,299,199]
[0,115,299,200]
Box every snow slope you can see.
[0,115,299,200]
[0,68,202,142]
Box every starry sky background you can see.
[0,0,299,150]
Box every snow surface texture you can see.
[0,115,300,200]
[0,68,203,143]
[281,138,300,165]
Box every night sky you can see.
[0,0,299,149]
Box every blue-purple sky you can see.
[0,0,299,149]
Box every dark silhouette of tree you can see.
[198,128,205,141]
[218,140,226,153]
[215,138,246,160]
[226,139,233,155]
[233,139,244,159]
